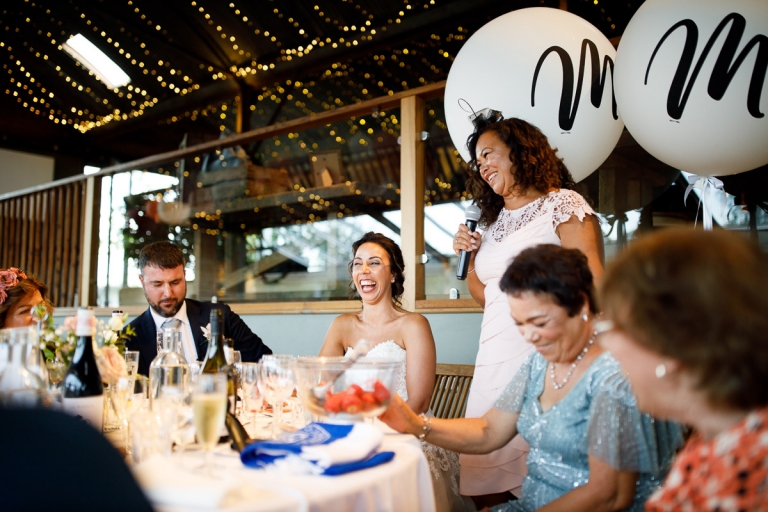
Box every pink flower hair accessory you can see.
[0,267,27,306]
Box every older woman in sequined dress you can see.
[381,244,683,511]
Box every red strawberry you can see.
[341,394,363,414]
[372,380,391,404]
[360,392,378,411]
[324,392,343,413]
[347,384,364,397]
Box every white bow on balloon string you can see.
[683,174,725,231]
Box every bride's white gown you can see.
[350,341,464,512]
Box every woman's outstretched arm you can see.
[380,394,519,454]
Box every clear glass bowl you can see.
[295,356,400,421]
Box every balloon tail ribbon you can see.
[683,175,724,231]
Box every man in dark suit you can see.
[126,241,272,376]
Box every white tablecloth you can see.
[131,421,435,512]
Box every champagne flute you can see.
[192,374,228,476]
[259,355,296,439]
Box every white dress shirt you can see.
[149,301,199,363]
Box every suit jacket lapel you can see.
[185,299,208,361]
[137,310,159,365]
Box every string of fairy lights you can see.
[3,0,620,233]
[2,0,625,141]
[1,0,481,140]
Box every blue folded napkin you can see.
[240,422,394,476]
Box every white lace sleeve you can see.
[551,189,596,231]
[492,353,536,414]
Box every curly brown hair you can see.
[600,228,768,411]
[0,271,53,328]
[347,232,405,307]
[466,118,576,227]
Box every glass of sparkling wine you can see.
[192,374,228,476]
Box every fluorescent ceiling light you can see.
[63,34,130,89]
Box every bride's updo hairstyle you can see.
[348,232,406,306]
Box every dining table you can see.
[123,414,437,512]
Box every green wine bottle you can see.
[201,307,236,414]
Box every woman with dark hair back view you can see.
[452,115,604,508]
[319,231,464,512]
[598,229,768,511]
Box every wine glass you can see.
[45,360,66,390]
[188,362,201,384]
[170,391,195,463]
[240,362,262,424]
[191,374,228,476]
[232,351,243,414]
[124,351,140,377]
[259,355,296,439]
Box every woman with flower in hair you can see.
[453,115,604,508]
[0,268,52,328]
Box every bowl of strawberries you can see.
[295,356,400,421]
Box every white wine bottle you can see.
[61,307,104,431]
[201,307,236,414]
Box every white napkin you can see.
[132,455,244,510]
[299,422,383,468]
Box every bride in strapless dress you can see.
[319,232,463,512]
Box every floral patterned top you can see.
[645,406,768,512]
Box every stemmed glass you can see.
[240,362,263,424]
[191,374,228,476]
[232,351,243,414]
[124,351,140,377]
[259,355,296,439]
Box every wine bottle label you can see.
[62,395,104,432]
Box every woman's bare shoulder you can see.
[329,311,360,327]
[392,309,429,327]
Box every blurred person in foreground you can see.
[453,114,604,508]
[598,228,768,511]
[127,241,272,376]
[381,244,682,511]
[0,267,52,328]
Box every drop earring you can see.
[655,363,667,378]
[582,313,589,322]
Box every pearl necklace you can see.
[549,332,596,390]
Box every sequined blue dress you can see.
[491,352,683,512]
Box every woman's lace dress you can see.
[350,341,464,512]
[462,188,597,496]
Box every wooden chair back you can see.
[429,363,475,419]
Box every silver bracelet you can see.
[418,413,432,441]
[467,267,476,275]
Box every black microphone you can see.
[456,204,482,280]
